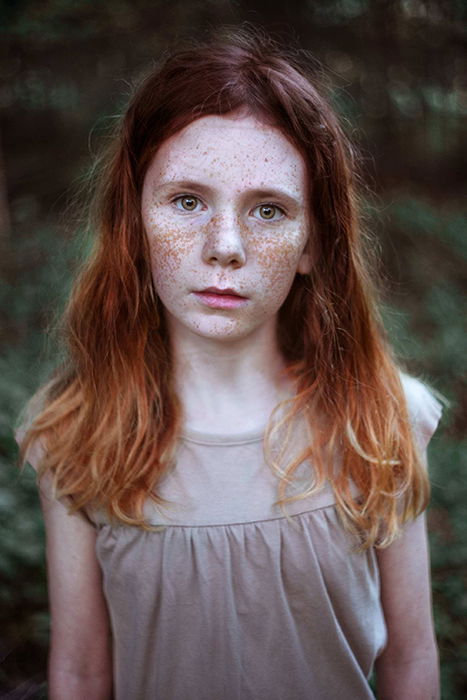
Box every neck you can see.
[169,319,292,435]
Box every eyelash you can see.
[171,195,286,222]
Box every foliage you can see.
[0,225,77,696]
[0,449,48,697]
[380,197,467,700]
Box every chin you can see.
[192,324,246,341]
[184,317,258,342]
[166,308,271,343]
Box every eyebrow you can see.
[155,179,210,193]
[154,180,303,209]
[247,188,302,209]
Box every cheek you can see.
[145,218,197,283]
[252,230,308,292]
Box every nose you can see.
[202,212,246,269]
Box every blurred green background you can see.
[1,1,466,698]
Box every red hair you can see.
[19,28,428,547]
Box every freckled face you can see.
[141,113,311,342]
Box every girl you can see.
[18,29,442,700]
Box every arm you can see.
[40,476,113,699]
[375,513,439,700]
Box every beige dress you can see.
[86,375,441,700]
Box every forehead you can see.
[145,113,307,194]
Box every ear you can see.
[297,218,314,275]
[297,250,312,275]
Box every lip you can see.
[199,287,246,297]
[193,287,248,310]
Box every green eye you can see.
[176,196,199,211]
[256,204,283,221]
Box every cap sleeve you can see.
[399,373,442,451]
[15,389,48,472]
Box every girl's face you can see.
[141,113,311,343]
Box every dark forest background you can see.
[1,1,466,698]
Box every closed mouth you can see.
[198,287,247,298]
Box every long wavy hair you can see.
[19,28,428,548]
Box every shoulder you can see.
[15,385,50,471]
[399,372,443,450]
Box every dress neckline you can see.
[180,425,265,446]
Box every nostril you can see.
[207,252,245,269]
